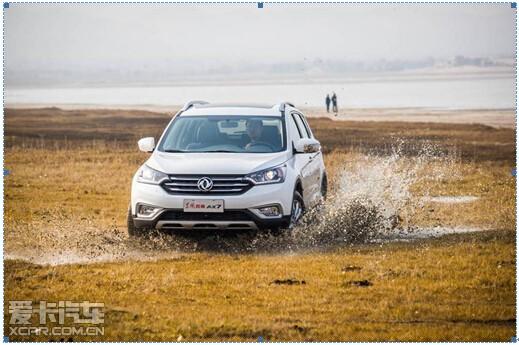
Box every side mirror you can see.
[138,137,155,153]
[294,138,321,154]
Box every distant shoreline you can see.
[4,105,515,129]
[6,65,514,89]
[5,73,514,110]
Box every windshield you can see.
[158,116,286,153]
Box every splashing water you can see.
[287,140,460,247]
[5,141,463,265]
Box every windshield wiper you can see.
[164,149,240,153]
[202,150,237,153]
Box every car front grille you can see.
[161,175,253,195]
[159,209,254,222]
[156,209,258,230]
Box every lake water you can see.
[5,75,516,109]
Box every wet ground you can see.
[4,224,487,266]
[422,195,480,203]
[5,142,483,266]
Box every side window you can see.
[292,113,308,139]
[297,113,312,138]
[290,113,304,139]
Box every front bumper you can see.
[131,179,295,215]
[133,208,290,231]
[131,173,296,231]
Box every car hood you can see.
[146,151,291,175]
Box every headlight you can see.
[247,164,286,185]
[137,165,168,184]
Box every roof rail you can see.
[180,100,209,112]
[279,102,295,114]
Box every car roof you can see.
[179,102,295,117]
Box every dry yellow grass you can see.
[5,147,514,234]
[3,109,516,341]
[5,147,145,230]
[4,230,515,342]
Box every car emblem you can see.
[197,177,214,192]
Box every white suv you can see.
[128,101,327,236]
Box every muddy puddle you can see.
[377,226,485,241]
[5,142,485,266]
[422,195,479,204]
[4,223,486,266]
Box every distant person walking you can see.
[331,92,338,114]
[325,94,331,113]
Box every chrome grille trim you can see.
[165,187,244,193]
[163,182,249,187]
[168,176,245,181]
[161,175,253,195]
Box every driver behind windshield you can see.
[245,119,264,150]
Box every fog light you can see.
[137,204,160,217]
[258,205,280,217]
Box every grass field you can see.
[3,107,516,341]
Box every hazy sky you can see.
[5,3,516,70]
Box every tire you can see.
[289,190,305,228]
[127,206,147,237]
[321,173,328,201]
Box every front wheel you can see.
[288,191,305,229]
[127,206,148,238]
